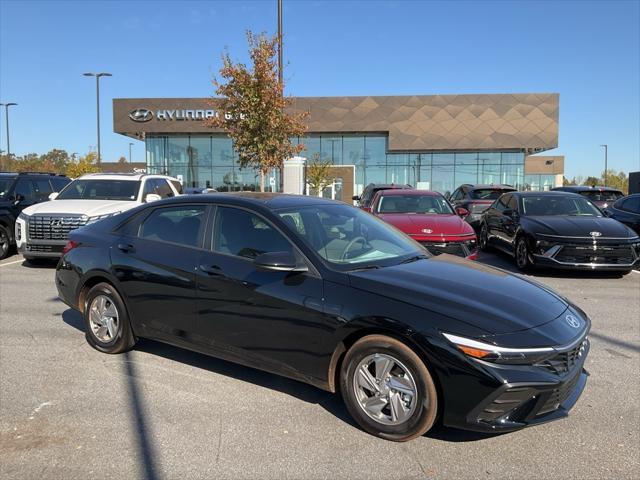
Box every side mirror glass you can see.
[48,192,59,201]
[145,193,162,203]
[254,251,307,273]
[352,195,360,201]
[455,207,469,217]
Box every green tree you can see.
[206,31,308,191]
[583,176,601,187]
[601,169,628,194]
[305,154,332,196]
[66,152,99,178]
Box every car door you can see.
[502,194,521,253]
[110,204,209,342]
[195,205,331,382]
[12,177,38,215]
[485,194,510,249]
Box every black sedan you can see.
[479,191,640,273]
[604,194,640,235]
[56,193,591,441]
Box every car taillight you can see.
[62,240,80,255]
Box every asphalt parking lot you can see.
[0,252,638,480]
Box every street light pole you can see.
[278,0,283,87]
[600,144,608,187]
[83,72,112,167]
[129,142,134,163]
[0,102,18,156]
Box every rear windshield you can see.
[57,179,141,201]
[578,190,623,202]
[471,188,513,200]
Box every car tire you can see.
[340,335,438,442]
[478,223,490,251]
[515,236,532,271]
[84,282,136,354]
[0,225,11,260]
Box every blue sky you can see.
[0,0,638,178]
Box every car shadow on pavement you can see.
[61,308,512,444]
[476,251,626,279]
[21,258,59,269]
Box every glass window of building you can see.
[167,136,190,167]
[321,136,342,165]
[301,135,321,162]
[212,136,235,166]
[189,137,212,167]
[454,153,478,186]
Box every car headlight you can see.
[84,212,121,225]
[442,332,555,365]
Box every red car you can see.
[370,189,478,259]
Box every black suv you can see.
[447,184,516,230]
[551,186,624,210]
[353,183,413,211]
[0,172,71,259]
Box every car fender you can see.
[0,211,16,242]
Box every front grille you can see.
[554,245,635,265]
[535,339,588,375]
[538,371,582,415]
[419,241,467,257]
[28,215,87,240]
[25,244,63,253]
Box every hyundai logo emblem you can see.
[129,109,153,122]
[421,228,433,234]
[50,219,63,227]
[589,231,602,237]
[565,314,580,328]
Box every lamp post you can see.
[0,102,18,156]
[83,72,112,166]
[129,142,134,163]
[600,144,608,187]
[278,0,283,87]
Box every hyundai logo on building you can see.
[129,109,154,122]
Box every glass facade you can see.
[146,134,528,194]
[524,174,557,191]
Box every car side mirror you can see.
[352,195,361,202]
[48,192,59,201]
[13,193,25,205]
[455,207,469,217]
[602,209,611,217]
[145,193,162,203]
[362,206,372,213]
[254,251,308,273]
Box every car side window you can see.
[139,205,207,247]
[507,195,518,212]
[51,177,70,192]
[14,178,36,202]
[495,194,510,213]
[621,197,640,213]
[33,178,53,202]
[450,188,462,201]
[141,179,156,200]
[155,179,174,198]
[170,180,183,194]
[213,207,293,259]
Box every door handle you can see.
[117,243,135,253]
[199,264,222,275]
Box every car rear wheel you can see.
[515,237,532,271]
[84,283,136,354]
[0,225,11,260]
[340,335,438,441]
[479,223,490,251]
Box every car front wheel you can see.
[84,283,136,354]
[479,223,490,251]
[340,335,438,442]
[0,225,11,260]
[515,236,532,271]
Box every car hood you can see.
[377,213,474,236]
[348,255,568,335]
[522,215,637,238]
[22,199,138,217]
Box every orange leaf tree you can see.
[206,31,308,192]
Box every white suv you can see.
[15,173,182,259]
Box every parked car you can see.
[57,193,590,441]
[15,173,181,260]
[184,187,218,194]
[551,186,624,210]
[604,194,640,234]
[353,183,413,211]
[478,191,640,273]
[370,189,477,259]
[0,172,70,259]
[447,184,516,230]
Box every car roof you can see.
[78,173,177,181]
[375,189,441,197]
[463,184,516,190]
[513,191,585,197]
[166,192,341,209]
[552,185,623,193]
[367,183,413,189]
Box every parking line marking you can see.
[632,270,640,275]
[0,259,24,268]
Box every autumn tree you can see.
[305,154,333,196]
[66,152,99,178]
[206,31,308,192]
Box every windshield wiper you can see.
[398,254,428,264]
[348,264,381,272]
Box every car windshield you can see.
[521,195,602,216]
[377,194,454,214]
[471,188,512,200]
[578,190,623,202]
[56,179,141,201]
[0,178,15,198]
[277,204,427,270]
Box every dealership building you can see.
[113,93,564,200]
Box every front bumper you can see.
[532,237,640,271]
[411,234,478,259]
[18,240,66,258]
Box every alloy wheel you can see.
[0,228,9,258]
[479,225,488,250]
[89,295,120,342]
[516,239,529,268]
[352,353,419,426]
